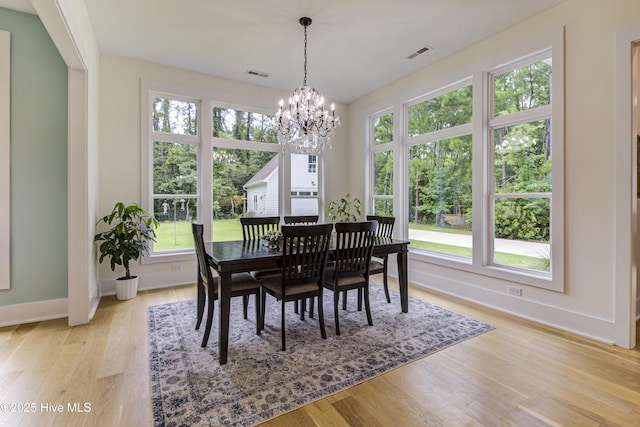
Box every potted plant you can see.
[327,193,362,222]
[94,202,158,300]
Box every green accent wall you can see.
[0,8,68,305]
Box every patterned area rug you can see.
[148,285,493,426]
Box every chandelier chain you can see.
[303,25,308,87]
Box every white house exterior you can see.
[244,154,318,216]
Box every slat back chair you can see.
[260,223,333,351]
[324,221,377,335]
[366,215,395,303]
[283,215,319,225]
[240,216,282,279]
[240,216,280,240]
[283,215,320,315]
[191,223,261,347]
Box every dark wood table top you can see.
[206,237,409,273]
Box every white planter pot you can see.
[116,276,139,300]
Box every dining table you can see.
[205,236,410,364]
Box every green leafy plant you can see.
[94,202,159,279]
[327,193,362,222]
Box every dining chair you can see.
[283,215,319,314]
[260,223,333,351]
[324,221,377,335]
[240,216,282,282]
[192,223,262,347]
[283,215,319,225]
[366,215,395,303]
[240,216,280,240]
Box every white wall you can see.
[97,55,349,290]
[348,0,640,345]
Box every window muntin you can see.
[408,135,472,257]
[212,107,278,143]
[408,85,472,137]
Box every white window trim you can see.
[0,31,10,290]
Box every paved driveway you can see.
[408,228,549,258]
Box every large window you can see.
[143,85,325,256]
[211,106,280,241]
[370,111,394,217]
[489,53,553,274]
[406,84,473,259]
[150,96,200,253]
[367,35,563,290]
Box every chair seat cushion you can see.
[250,268,281,280]
[260,275,319,296]
[369,260,385,274]
[211,272,261,292]
[324,269,367,287]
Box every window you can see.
[211,106,280,241]
[150,95,200,253]
[367,31,563,291]
[143,83,325,257]
[406,84,473,258]
[308,155,317,173]
[370,111,394,216]
[489,54,552,273]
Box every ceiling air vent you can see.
[246,70,270,78]
[406,46,432,60]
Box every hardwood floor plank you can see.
[0,281,638,426]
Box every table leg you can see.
[397,246,409,313]
[218,272,232,365]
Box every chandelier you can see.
[275,17,340,155]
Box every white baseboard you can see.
[409,266,616,345]
[100,270,196,296]
[0,298,68,327]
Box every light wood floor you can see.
[1,279,639,427]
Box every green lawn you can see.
[154,219,549,271]
[154,219,243,252]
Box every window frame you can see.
[365,28,564,291]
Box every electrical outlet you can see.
[508,286,522,296]
[171,263,183,272]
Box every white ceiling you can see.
[1,0,565,103]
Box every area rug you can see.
[148,285,493,426]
